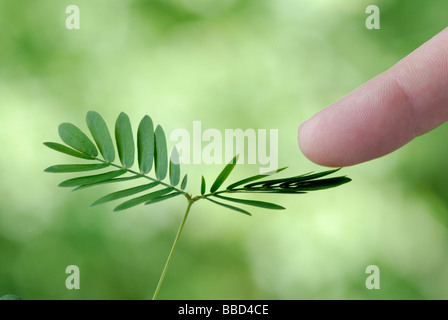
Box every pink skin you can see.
[298,27,448,167]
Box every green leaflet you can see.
[245,168,341,188]
[239,176,350,193]
[91,181,160,207]
[145,191,182,206]
[58,169,127,187]
[232,189,307,194]
[72,175,141,191]
[44,142,95,160]
[290,177,351,191]
[154,125,168,180]
[210,155,238,193]
[58,123,98,157]
[201,176,206,195]
[169,147,180,186]
[44,163,110,173]
[137,115,154,174]
[114,187,174,212]
[86,111,115,162]
[180,174,188,190]
[206,197,251,216]
[229,176,350,193]
[115,112,135,168]
[213,194,285,210]
[226,167,288,190]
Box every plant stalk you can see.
[152,199,194,300]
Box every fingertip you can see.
[298,115,343,167]
[298,72,416,168]
[298,120,313,161]
[298,27,448,168]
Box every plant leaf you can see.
[226,166,288,190]
[91,181,160,207]
[245,168,341,188]
[210,155,238,193]
[169,147,180,186]
[154,125,168,180]
[180,174,188,190]
[201,176,206,195]
[137,115,154,174]
[145,191,182,205]
[58,169,127,187]
[58,123,98,157]
[72,175,141,191]
[232,189,307,194]
[213,194,285,210]
[290,177,351,191]
[115,112,135,168]
[206,197,251,216]
[43,142,95,160]
[295,168,342,181]
[86,111,115,162]
[44,163,110,173]
[231,176,351,194]
[114,187,174,212]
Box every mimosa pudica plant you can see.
[44,111,351,299]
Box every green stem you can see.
[152,199,194,300]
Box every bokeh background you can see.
[1,0,448,300]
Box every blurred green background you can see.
[1,0,448,300]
